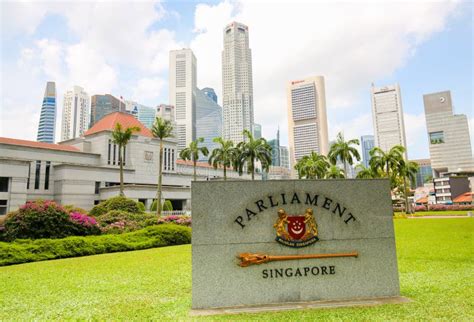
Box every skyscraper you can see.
[195,89,223,160]
[371,83,407,158]
[90,94,126,127]
[169,49,197,151]
[37,81,57,143]
[222,22,254,143]
[411,159,432,187]
[125,100,156,129]
[423,91,474,176]
[202,87,217,103]
[287,76,329,168]
[268,131,281,167]
[60,86,90,141]
[253,123,262,139]
[157,104,177,137]
[360,135,375,168]
[279,146,290,169]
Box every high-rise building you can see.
[202,87,217,103]
[279,146,290,169]
[195,89,223,160]
[60,86,90,141]
[268,133,281,167]
[411,159,432,188]
[371,83,407,158]
[253,123,262,139]
[423,91,474,176]
[169,49,197,151]
[287,76,329,168]
[90,94,126,127]
[360,135,375,168]
[37,81,57,143]
[125,101,156,129]
[222,22,254,143]
[156,104,175,122]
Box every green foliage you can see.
[137,202,146,212]
[89,196,143,217]
[325,164,345,179]
[328,132,360,172]
[0,224,191,266]
[294,151,330,179]
[150,200,159,212]
[208,137,238,180]
[151,117,174,140]
[97,210,158,234]
[235,129,272,180]
[179,137,209,181]
[3,200,99,241]
[162,200,173,211]
[63,205,88,215]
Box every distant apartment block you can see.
[37,81,57,143]
[61,86,90,141]
[287,76,329,168]
[90,94,126,127]
[423,91,474,176]
[371,83,407,158]
[433,176,470,204]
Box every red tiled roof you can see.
[416,197,428,204]
[0,137,80,152]
[84,112,153,138]
[453,192,473,203]
[177,159,219,169]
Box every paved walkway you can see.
[408,216,470,219]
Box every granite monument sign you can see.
[192,179,402,311]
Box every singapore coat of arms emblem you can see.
[273,208,319,248]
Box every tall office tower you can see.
[279,146,290,169]
[371,83,407,158]
[125,100,156,129]
[423,91,474,176]
[253,123,262,139]
[169,49,197,151]
[411,159,432,187]
[60,86,90,141]
[360,135,375,168]
[222,22,254,143]
[195,89,223,160]
[90,94,126,127]
[268,128,281,166]
[37,81,57,143]
[287,76,329,168]
[202,87,217,103]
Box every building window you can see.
[429,131,444,144]
[34,160,41,190]
[0,200,7,215]
[0,177,9,192]
[113,144,116,165]
[95,182,101,194]
[108,140,111,165]
[171,149,175,171]
[27,163,31,189]
[44,161,51,190]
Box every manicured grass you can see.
[396,210,470,216]
[1,219,473,320]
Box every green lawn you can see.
[1,219,473,320]
[396,210,470,216]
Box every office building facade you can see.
[279,146,290,169]
[423,91,474,176]
[371,83,407,158]
[202,87,217,103]
[222,22,254,143]
[195,89,223,160]
[126,101,156,129]
[361,135,375,168]
[90,94,126,127]
[253,123,262,139]
[287,76,329,168]
[411,159,432,188]
[61,86,90,141]
[37,81,57,143]
[169,49,197,151]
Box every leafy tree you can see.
[208,137,237,180]
[326,164,345,179]
[294,152,330,179]
[328,132,361,175]
[355,164,380,179]
[369,145,405,178]
[151,116,174,216]
[179,137,209,181]
[397,159,419,214]
[111,123,140,196]
[235,129,272,180]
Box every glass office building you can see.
[195,89,222,160]
[37,82,57,143]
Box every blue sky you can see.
[0,0,472,161]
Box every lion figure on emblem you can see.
[274,209,291,240]
[302,208,318,240]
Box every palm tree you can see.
[355,164,380,179]
[151,117,174,216]
[180,137,209,181]
[326,164,345,179]
[397,159,419,214]
[111,123,140,196]
[328,132,361,175]
[208,137,237,180]
[369,145,405,178]
[295,152,330,179]
[236,129,272,180]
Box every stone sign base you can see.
[190,296,410,317]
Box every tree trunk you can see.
[386,160,390,178]
[193,160,197,181]
[344,160,348,179]
[251,158,255,180]
[119,144,124,196]
[224,165,227,181]
[403,176,410,214]
[156,140,164,216]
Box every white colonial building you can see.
[0,112,257,216]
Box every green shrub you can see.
[0,224,191,266]
[163,200,173,211]
[90,196,143,217]
[4,200,100,241]
[63,205,88,215]
[150,200,159,212]
[97,210,158,234]
[137,202,146,212]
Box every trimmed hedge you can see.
[0,224,191,266]
[89,196,143,217]
[150,200,173,212]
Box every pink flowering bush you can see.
[3,200,100,241]
[97,210,157,234]
[158,215,192,227]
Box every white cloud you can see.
[403,113,429,160]
[131,77,166,105]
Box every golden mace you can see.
[237,252,358,267]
